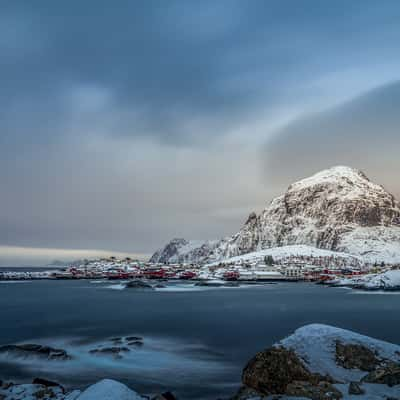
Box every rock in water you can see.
[0,344,71,360]
[152,166,400,264]
[125,280,153,289]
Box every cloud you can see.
[1,1,400,262]
[0,246,148,267]
[264,81,400,198]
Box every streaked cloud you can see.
[1,1,400,264]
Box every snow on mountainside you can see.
[205,245,363,267]
[149,238,218,263]
[151,166,400,264]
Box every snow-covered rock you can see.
[334,269,400,291]
[76,379,145,400]
[149,238,218,263]
[152,166,400,265]
[236,323,400,399]
[280,324,400,383]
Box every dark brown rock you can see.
[242,346,313,395]
[286,380,342,399]
[152,391,177,400]
[32,378,64,392]
[348,381,364,395]
[362,361,400,386]
[335,341,379,371]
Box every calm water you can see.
[1,280,400,399]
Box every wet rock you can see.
[348,381,364,395]
[33,387,57,399]
[231,385,267,399]
[0,344,71,360]
[127,341,143,347]
[362,361,400,386]
[89,346,130,358]
[125,280,154,289]
[285,380,342,399]
[32,378,64,392]
[194,281,223,287]
[125,336,143,341]
[242,346,314,395]
[335,341,379,371]
[152,391,177,400]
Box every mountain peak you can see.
[151,166,400,264]
[290,165,369,191]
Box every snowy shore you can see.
[327,270,400,291]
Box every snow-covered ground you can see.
[0,379,144,400]
[206,245,362,267]
[331,270,400,290]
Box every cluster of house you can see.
[1,253,393,283]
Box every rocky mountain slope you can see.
[151,166,400,264]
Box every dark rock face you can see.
[32,378,64,392]
[125,336,142,341]
[89,346,130,358]
[362,362,400,386]
[0,344,71,360]
[335,341,379,371]
[152,391,177,400]
[242,347,316,395]
[348,381,365,395]
[285,380,342,399]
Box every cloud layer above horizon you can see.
[1,0,400,264]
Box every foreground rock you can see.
[77,379,145,400]
[0,379,176,400]
[235,324,400,399]
[0,344,71,360]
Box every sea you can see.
[1,279,400,399]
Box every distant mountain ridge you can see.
[150,166,400,264]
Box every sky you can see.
[1,0,400,265]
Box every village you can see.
[0,251,395,285]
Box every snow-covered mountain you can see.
[151,166,400,264]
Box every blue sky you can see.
[1,1,400,264]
